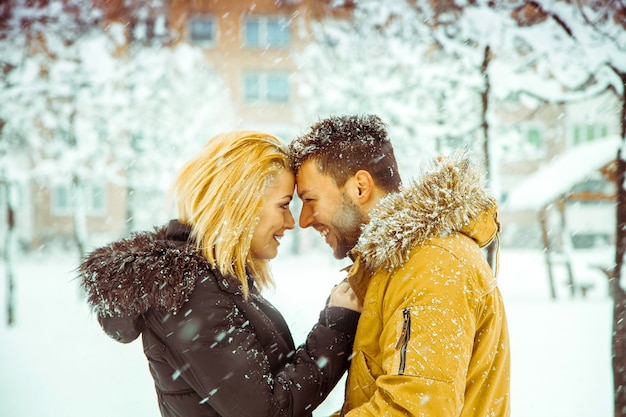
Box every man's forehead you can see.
[297,158,321,173]
[295,161,329,196]
[295,176,317,197]
[296,160,321,180]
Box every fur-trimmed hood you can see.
[78,224,215,318]
[353,152,499,272]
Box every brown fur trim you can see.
[78,226,210,317]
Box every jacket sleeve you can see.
[275,306,360,415]
[345,245,476,417]
[159,277,360,417]
[97,314,144,344]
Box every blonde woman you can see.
[79,130,361,417]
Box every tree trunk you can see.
[613,284,626,417]
[612,68,626,417]
[2,171,16,326]
[71,175,87,259]
[480,45,497,268]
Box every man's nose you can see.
[299,205,314,229]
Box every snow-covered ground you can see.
[0,245,615,417]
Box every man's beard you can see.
[330,192,365,259]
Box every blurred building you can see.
[97,0,354,137]
[496,93,618,249]
[7,0,354,251]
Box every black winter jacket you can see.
[79,220,360,417]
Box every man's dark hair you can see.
[289,114,401,192]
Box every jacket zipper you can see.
[395,307,411,375]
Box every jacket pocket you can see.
[394,307,411,375]
[391,305,462,382]
[345,350,377,411]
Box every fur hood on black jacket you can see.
[81,224,219,320]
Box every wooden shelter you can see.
[505,137,619,299]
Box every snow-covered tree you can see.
[1,1,235,253]
[297,1,539,185]
[0,0,110,324]
[296,0,535,268]
[1,28,127,257]
[296,0,483,180]
[484,2,625,412]
[106,21,235,233]
[530,2,625,415]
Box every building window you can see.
[243,72,290,104]
[51,182,106,217]
[523,124,546,158]
[189,15,217,45]
[131,14,169,44]
[243,16,290,48]
[52,186,70,215]
[571,123,608,145]
[526,126,542,149]
[501,124,546,161]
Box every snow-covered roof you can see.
[505,136,621,211]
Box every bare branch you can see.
[527,0,574,36]
[573,0,625,42]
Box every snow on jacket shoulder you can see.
[341,153,511,417]
[79,220,360,417]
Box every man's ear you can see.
[353,170,375,204]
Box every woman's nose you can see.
[285,209,296,230]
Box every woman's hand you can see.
[328,280,362,312]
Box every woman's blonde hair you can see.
[170,130,290,298]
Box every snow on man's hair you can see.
[289,114,401,192]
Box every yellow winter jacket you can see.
[338,154,511,417]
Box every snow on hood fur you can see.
[354,151,498,272]
[78,226,209,318]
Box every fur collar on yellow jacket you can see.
[354,151,500,273]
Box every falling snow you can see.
[0,245,613,417]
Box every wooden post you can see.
[539,206,557,300]
[556,198,576,297]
